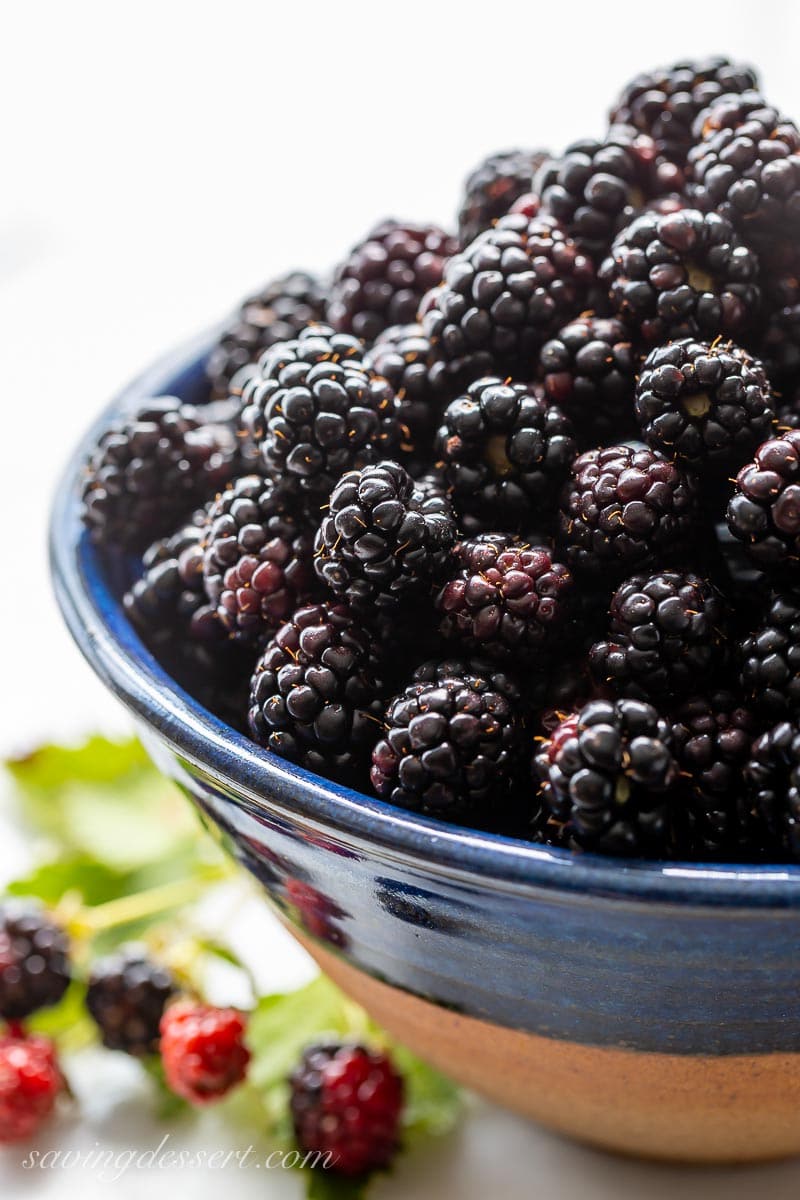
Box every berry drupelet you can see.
[457,148,550,247]
[124,515,218,647]
[533,697,680,855]
[634,337,775,470]
[435,534,574,663]
[81,399,237,550]
[206,271,328,399]
[598,208,761,346]
[671,691,759,857]
[160,1002,250,1105]
[363,323,451,449]
[371,659,525,823]
[589,570,728,701]
[740,589,800,719]
[609,57,759,169]
[421,213,596,377]
[314,461,457,614]
[0,1034,63,1143]
[727,429,800,568]
[248,602,386,781]
[538,315,639,446]
[239,324,403,511]
[328,221,457,343]
[202,475,316,643]
[687,92,800,245]
[760,305,800,386]
[86,950,176,1056]
[535,125,674,262]
[436,377,575,530]
[290,1042,404,1177]
[0,903,70,1021]
[557,444,698,577]
[745,720,800,859]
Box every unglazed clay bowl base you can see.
[51,333,800,1165]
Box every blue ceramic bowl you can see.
[51,334,800,1163]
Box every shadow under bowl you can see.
[51,332,800,1163]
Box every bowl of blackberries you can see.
[53,57,800,1163]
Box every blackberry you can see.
[370,658,525,823]
[0,902,70,1021]
[86,950,176,1056]
[363,323,453,451]
[589,570,727,701]
[634,337,775,469]
[598,208,761,346]
[538,315,639,445]
[533,697,680,855]
[458,148,550,247]
[435,534,574,663]
[740,589,800,719]
[0,1034,62,1143]
[124,515,219,647]
[535,125,675,262]
[558,444,698,576]
[671,692,759,857]
[290,1043,404,1177]
[314,461,457,614]
[609,57,759,168]
[202,475,316,643]
[248,602,386,781]
[760,305,800,385]
[240,324,403,510]
[160,1002,250,1105]
[745,720,800,858]
[206,271,328,399]
[727,429,800,568]
[687,92,800,245]
[421,213,596,377]
[81,399,237,550]
[327,220,457,343]
[436,376,575,529]
[777,382,800,431]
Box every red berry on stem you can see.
[159,1002,250,1105]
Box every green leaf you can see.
[303,1168,369,1200]
[391,1043,463,1139]
[5,737,149,793]
[141,1057,193,1121]
[27,979,96,1053]
[6,855,132,907]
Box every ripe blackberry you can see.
[421,213,596,377]
[538,315,639,445]
[671,692,759,857]
[435,534,574,663]
[687,92,800,245]
[363,323,451,447]
[314,461,457,614]
[760,305,800,385]
[535,125,676,262]
[81,399,237,550]
[370,658,524,823]
[436,376,575,529]
[248,602,386,781]
[328,220,457,343]
[745,720,800,858]
[589,570,727,701]
[86,950,176,1057]
[124,515,219,647]
[239,325,403,511]
[160,1002,250,1105]
[206,271,328,399]
[634,337,775,469]
[740,589,800,719]
[290,1042,403,1177]
[727,429,800,568]
[0,902,70,1021]
[609,57,759,168]
[777,382,800,431]
[202,475,316,643]
[458,148,550,247]
[558,444,698,577]
[533,697,680,855]
[598,208,761,346]
[0,1034,62,1143]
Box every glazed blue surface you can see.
[51,334,800,1056]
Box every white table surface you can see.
[4,2,800,1194]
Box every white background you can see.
[4,2,800,1195]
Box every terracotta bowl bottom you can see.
[300,936,800,1164]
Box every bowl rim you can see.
[50,330,800,910]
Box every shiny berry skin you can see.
[86,950,176,1056]
[0,902,70,1021]
[740,590,800,719]
[0,1034,62,1143]
[159,1002,250,1105]
[290,1042,404,1176]
[727,430,800,568]
[538,315,639,446]
[745,720,800,859]
[363,323,453,449]
[458,148,550,247]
